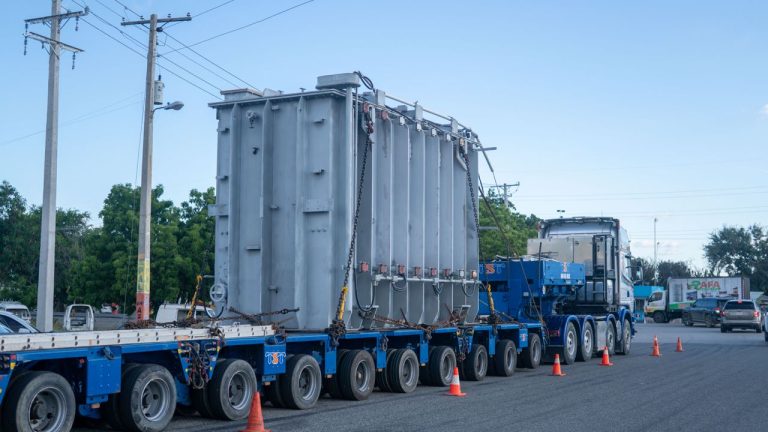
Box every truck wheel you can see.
[720,325,727,333]
[560,322,578,365]
[653,312,666,324]
[576,323,593,362]
[492,339,517,377]
[419,347,436,385]
[427,346,456,386]
[208,359,257,420]
[2,371,76,432]
[119,364,177,432]
[103,363,141,429]
[617,319,631,355]
[337,349,375,401]
[280,354,322,409]
[387,349,420,393]
[264,382,286,408]
[606,323,617,356]
[462,344,489,381]
[520,332,542,369]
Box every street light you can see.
[153,101,184,113]
[135,99,183,321]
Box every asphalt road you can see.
[77,323,766,432]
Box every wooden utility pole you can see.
[121,13,190,320]
[24,1,87,331]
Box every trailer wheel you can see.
[208,359,257,420]
[375,349,396,392]
[576,323,594,362]
[427,346,456,386]
[103,363,142,430]
[119,364,177,432]
[191,386,217,417]
[520,332,542,369]
[337,350,375,400]
[606,323,617,356]
[2,371,76,432]
[325,349,349,399]
[491,339,516,377]
[419,347,436,386]
[617,319,631,355]
[264,382,286,408]
[462,344,488,381]
[279,354,322,409]
[387,349,420,393]
[560,322,578,365]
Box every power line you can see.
[112,0,141,18]
[161,31,255,88]
[162,0,315,54]
[164,0,237,29]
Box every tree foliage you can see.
[704,225,767,292]
[478,188,539,260]
[0,181,215,313]
[634,257,708,286]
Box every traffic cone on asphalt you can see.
[447,367,466,397]
[551,354,566,376]
[240,391,271,432]
[675,337,684,352]
[599,346,613,366]
[651,335,661,357]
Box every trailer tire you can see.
[560,322,578,365]
[387,349,420,393]
[520,332,542,369]
[119,364,177,432]
[208,359,257,420]
[264,382,286,408]
[2,371,76,432]
[491,339,516,377]
[462,344,488,381]
[576,323,594,362]
[606,323,617,356]
[617,319,631,355]
[103,363,142,430]
[325,349,349,399]
[419,347,436,386]
[376,349,396,392]
[280,354,322,409]
[428,346,456,386]
[337,349,375,401]
[191,386,217,417]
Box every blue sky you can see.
[2,0,767,268]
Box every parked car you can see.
[720,300,762,333]
[0,311,38,333]
[681,297,729,327]
[0,301,32,323]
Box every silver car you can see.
[720,300,762,333]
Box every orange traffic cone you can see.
[240,391,271,432]
[651,335,661,357]
[551,353,566,376]
[675,337,683,352]
[447,366,466,397]
[599,346,613,366]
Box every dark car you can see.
[681,297,729,327]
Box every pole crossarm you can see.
[25,31,84,53]
[121,16,191,26]
[24,8,88,25]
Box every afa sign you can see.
[687,280,720,291]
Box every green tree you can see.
[176,188,216,301]
[478,188,539,259]
[704,225,768,292]
[635,257,705,286]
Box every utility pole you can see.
[24,1,87,332]
[122,13,190,320]
[653,217,658,274]
[489,182,520,207]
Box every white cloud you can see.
[760,104,768,117]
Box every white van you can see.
[0,302,32,323]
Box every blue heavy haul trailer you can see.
[479,217,637,365]
[0,73,538,432]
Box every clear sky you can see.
[2,0,767,269]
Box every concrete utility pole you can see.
[490,182,520,207]
[122,13,190,320]
[653,217,658,266]
[24,1,87,331]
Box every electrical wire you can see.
[161,0,315,54]
[164,0,237,29]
